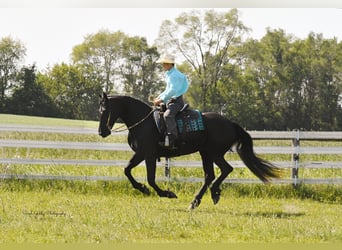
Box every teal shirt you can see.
[158,67,189,103]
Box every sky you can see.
[0,7,341,69]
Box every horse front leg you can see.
[145,157,177,199]
[124,153,150,195]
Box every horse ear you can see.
[102,92,108,99]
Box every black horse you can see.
[98,93,281,209]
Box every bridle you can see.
[110,108,156,133]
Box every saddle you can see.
[153,104,205,137]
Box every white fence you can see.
[1,124,342,185]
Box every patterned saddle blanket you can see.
[153,106,205,135]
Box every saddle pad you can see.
[176,110,205,134]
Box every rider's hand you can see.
[153,98,163,107]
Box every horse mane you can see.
[108,95,152,111]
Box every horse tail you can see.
[234,123,281,183]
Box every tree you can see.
[215,63,262,129]
[71,30,127,94]
[243,29,294,130]
[237,29,342,130]
[296,33,342,130]
[156,9,249,111]
[119,36,163,103]
[37,63,102,120]
[0,36,26,111]
[7,65,59,117]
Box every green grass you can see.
[0,180,341,243]
[0,113,342,243]
[0,113,98,128]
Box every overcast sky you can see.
[0,8,341,69]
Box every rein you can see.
[111,108,156,133]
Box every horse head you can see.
[98,92,113,138]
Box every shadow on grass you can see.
[242,211,305,219]
[222,183,342,204]
[157,206,306,219]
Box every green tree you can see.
[156,8,249,111]
[0,36,26,111]
[119,36,162,103]
[237,30,342,130]
[7,65,59,117]
[71,30,126,94]
[233,29,294,129]
[37,63,102,120]
[294,33,342,130]
[216,63,262,129]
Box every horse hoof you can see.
[211,188,221,205]
[212,195,220,205]
[188,203,196,210]
[188,199,201,210]
[140,184,150,195]
[167,191,178,199]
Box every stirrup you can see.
[166,134,177,149]
[159,134,177,149]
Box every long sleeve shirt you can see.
[158,67,189,103]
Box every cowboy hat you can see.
[156,53,175,64]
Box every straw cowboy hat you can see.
[156,53,175,64]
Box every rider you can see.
[153,53,189,148]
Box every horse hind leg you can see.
[189,154,215,210]
[210,156,233,205]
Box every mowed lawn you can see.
[0,180,341,243]
[0,114,341,243]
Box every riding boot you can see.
[168,133,177,148]
[164,133,177,149]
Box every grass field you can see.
[0,180,341,243]
[0,114,341,243]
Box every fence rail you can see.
[1,139,342,155]
[1,124,342,184]
[2,124,342,139]
[1,157,341,170]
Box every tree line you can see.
[1,9,341,130]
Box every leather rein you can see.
[110,108,156,133]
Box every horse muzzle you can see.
[98,126,111,138]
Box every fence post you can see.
[292,129,300,187]
[165,157,171,181]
